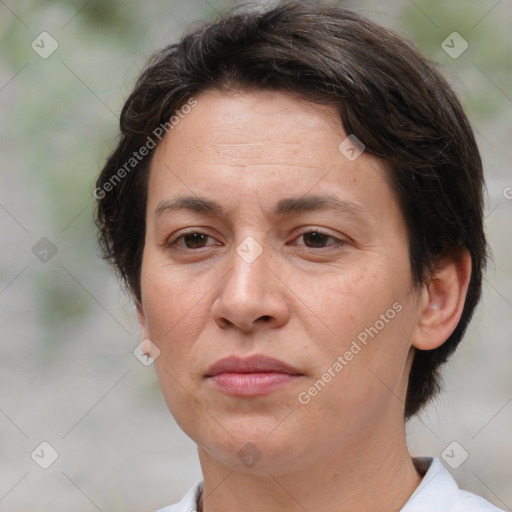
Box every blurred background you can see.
[0,0,511,510]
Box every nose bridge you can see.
[227,234,269,301]
[212,234,289,331]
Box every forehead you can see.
[155,89,344,165]
[147,89,399,221]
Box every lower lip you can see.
[208,372,300,396]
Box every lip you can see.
[205,355,303,397]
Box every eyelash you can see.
[166,228,345,250]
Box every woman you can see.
[95,2,503,511]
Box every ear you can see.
[136,300,150,341]
[136,301,162,360]
[136,301,157,357]
[412,250,472,351]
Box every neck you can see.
[196,416,422,512]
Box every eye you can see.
[170,232,220,249]
[294,230,343,248]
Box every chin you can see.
[187,411,307,469]
[201,432,305,474]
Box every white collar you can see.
[402,457,503,511]
[402,457,461,511]
[156,457,503,512]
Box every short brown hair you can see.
[95,1,488,418]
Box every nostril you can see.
[259,315,272,322]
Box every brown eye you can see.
[182,233,208,248]
[298,231,340,248]
[302,231,330,248]
[172,232,218,249]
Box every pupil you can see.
[306,232,327,247]
[186,233,206,248]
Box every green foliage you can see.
[401,0,511,121]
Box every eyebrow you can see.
[155,194,369,220]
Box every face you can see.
[138,89,424,474]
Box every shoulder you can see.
[155,480,203,512]
[402,457,505,512]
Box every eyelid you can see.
[165,228,221,248]
[291,227,346,245]
[164,227,347,250]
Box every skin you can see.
[137,89,471,512]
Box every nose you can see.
[211,239,290,333]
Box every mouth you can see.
[205,355,303,397]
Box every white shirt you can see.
[156,457,505,512]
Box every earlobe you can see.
[136,300,150,340]
[136,301,159,358]
[412,250,472,351]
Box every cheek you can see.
[291,264,413,408]
[139,256,212,374]
[141,253,205,331]
[288,264,390,344]
[299,313,413,434]
[141,262,211,430]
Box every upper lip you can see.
[205,355,302,377]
